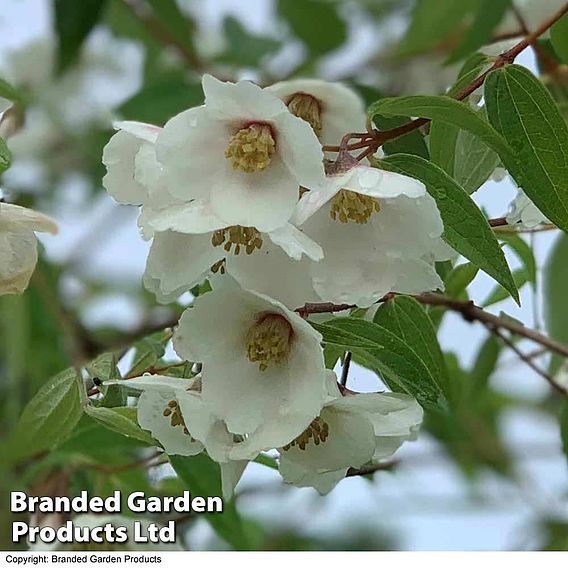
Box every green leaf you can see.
[485,64,568,234]
[368,95,517,168]
[119,73,204,125]
[429,121,458,176]
[218,16,281,67]
[449,52,492,97]
[551,13,568,64]
[0,77,23,103]
[444,262,479,299]
[84,405,156,445]
[0,136,11,174]
[373,114,429,159]
[170,454,253,550]
[397,0,478,56]
[128,330,170,377]
[54,0,107,72]
[379,154,519,303]
[373,297,449,394]
[499,234,536,285]
[471,334,502,387]
[277,0,347,56]
[544,233,568,375]
[10,368,82,461]
[447,0,510,63]
[453,109,501,194]
[481,268,529,307]
[145,0,195,56]
[313,317,445,407]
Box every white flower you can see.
[155,74,325,233]
[143,222,322,306]
[172,283,328,459]
[0,97,12,114]
[294,164,447,307]
[0,203,58,295]
[506,189,550,228]
[267,79,366,147]
[120,375,248,500]
[279,371,423,494]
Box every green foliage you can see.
[313,317,445,408]
[379,154,518,303]
[127,330,170,377]
[373,296,448,393]
[9,368,83,462]
[170,454,254,549]
[277,0,347,56]
[0,77,23,104]
[218,17,281,68]
[373,115,429,158]
[368,95,517,168]
[397,0,478,56]
[551,13,568,64]
[470,334,502,388]
[447,0,510,63]
[84,405,156,445]
[0,136,11,173]
[119,72,204,125]
[485,65,568,234]
[544,233,568,375]
[53,0,107,72]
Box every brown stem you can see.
[490,326,568,396]
[294,293,568,377]
[334,2,568,157]
[122,0,203,71]
[340,351,352,386]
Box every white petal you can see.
[113,120,161,144]
[267,223,323,261]
[156,106,228,202]
[208,155,298,233]
[144,200,227,235]
[202,74,287,122]
[273,111,326,191]
[0,228,38,295]
[102,130,147,205]
[343,166,426,200]
[137,390,203,456]
[226,241,318,310]
[220,460,249,500]
[143,231,221,300]
[0,203,58,234]
[279,459,347,495]
[392,257,444,296]
[267,79,366,147]
[506,189,550,228]
[119,375,194,393]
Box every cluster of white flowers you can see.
[0,202,58,295]
[102,75,444,494]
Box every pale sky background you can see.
[0,0,566,551]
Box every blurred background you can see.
[0,0,567,551]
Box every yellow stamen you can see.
[288,93,322,136]
[245,314,293,371]
[211,226,263,255]
[283,416,330,451]
[330,189,380,224]
[210,259,226,274]
[225,123,275,173]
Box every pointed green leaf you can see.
[551,13,568,64]
[485,64,568,233]
[373,296,449,394]
[84,405,156,445]
[10,368,82,461]
[313,317,444,407]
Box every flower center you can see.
[163,400,191,436]
[329,189,380,224]
[210,259,226,274]
[282,416,330,451]
[211,226,263,255]
[245,313,293,371]
[287,93,322,136]
[225,123,276,173]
